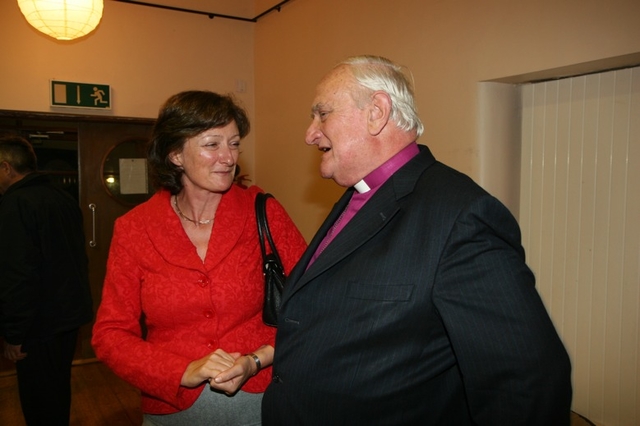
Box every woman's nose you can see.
[218,146,235,165]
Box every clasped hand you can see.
[3,342,27,363]
[181,348,255,395]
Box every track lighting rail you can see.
[113,0,292,23]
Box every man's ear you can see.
[367,91,392,136]
[0,160,11,174]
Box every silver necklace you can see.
[173,195,214,225]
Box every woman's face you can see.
[170,121,241,193]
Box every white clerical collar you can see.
[354,180,371,194]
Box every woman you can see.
[92,91,307,425]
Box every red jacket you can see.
[92,186,307,414]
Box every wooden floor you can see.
[0,361,142,426]
[0,361,597,426]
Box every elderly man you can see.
[262,55,572,425]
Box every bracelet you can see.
[247,353,261,375]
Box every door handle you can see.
[88,203,97,248]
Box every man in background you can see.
[263,55,572,425]
[0,135,93,426]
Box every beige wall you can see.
[4,0,638,240]
[254,0,640,241]
[0,0,257,177]
[2,0,640,424]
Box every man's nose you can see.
[305,121,321,145]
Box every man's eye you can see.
[311,109,331,121]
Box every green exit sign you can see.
[51,80,111,109]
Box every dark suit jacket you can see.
[263,146,572,425]
[0,173,93,348]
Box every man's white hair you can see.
[339,55,424,137]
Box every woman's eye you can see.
[230,141,241,149]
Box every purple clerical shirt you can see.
[308,142,420,266]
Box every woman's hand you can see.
[182,345,274,395]
[209,354,256,395]
[212,345,274,394]
[181,348,241,389]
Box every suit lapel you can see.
[284,189,353,292]
[303,186,401,280]
[283,145,437,301]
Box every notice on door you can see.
[119,158,148,195]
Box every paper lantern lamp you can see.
[17,0,104,41]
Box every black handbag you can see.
[255,192,286,327]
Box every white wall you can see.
[520,67,640,426]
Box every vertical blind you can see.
[520,66,639,426]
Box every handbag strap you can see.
[255,192,283,266]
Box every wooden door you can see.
[76,119,154,360]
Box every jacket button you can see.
[196,276,210,287]
[272,374,282,383]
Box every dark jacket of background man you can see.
[0,172,93,345]
[0,136,93,426]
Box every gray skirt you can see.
[142,387,262,426]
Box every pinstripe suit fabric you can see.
[263,145,572,426]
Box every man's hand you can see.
[3,341,27,362]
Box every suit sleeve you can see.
[432,195,572,426]
[0,201,41,345]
